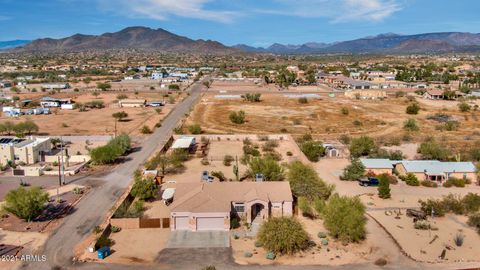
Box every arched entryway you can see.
[251,203,265,223]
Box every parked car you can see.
[358,177,379,187]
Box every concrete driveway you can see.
[166,231,230,248]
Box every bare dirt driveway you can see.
[20,81,205,270]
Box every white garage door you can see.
[196,217,225,231]
[175,216,189,230]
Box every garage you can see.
[196,217,225,231]
[174,216,189,230]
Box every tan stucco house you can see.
[169,182,293,231]
[0,137,52,165]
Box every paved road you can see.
[22,81,205,270]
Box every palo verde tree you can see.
[4,187,49,221]
[112,111,129,122]
[247,156,284,181]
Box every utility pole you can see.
[60,136,65,185]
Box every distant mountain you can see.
[14,27,237,54]
[0,40,31,50]
[235,32,480,54]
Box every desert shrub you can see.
[414,220,436,230]
[298,197,315,218]
[454,233,465,246]
[111,226,121,233]
[442,194,465,215]
[257,217,310,255]
[341,159,365,181]
[211,171,226,181]
[349,136,376,158]
[322,194,366,243]
[458,102,471,112]
[287,161,334,201]
[140,125,152,134]
[377,174,391,199]
[243,145,260,156]
[378,173,398,184]
[404,173,420,186]
[242,93,261,102]
[417,138,449,160]
[223,155,234,166]
[229,110,246,124]
[467,212,480,233]
[374,258,388,266]
[188,124,202,134]
[341,107,349,115]
[443,177,466,188]
[90,134,131,164]
[247,156,284,181]
[263,151,282,161]
[131,176,158,200]
[230,217,240,229]
[286,151,293,156]
[419,198,446,217]
[462,193,480,213]
[406,102,420,115]
[262,140,279,152]
[420,180,438,188]
[4,187,49,221]
[300,140,325,162]
[298,97,308,104]
[403,118,419,131]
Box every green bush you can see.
[322,194,366,243]
[257,217,310,255]
[223,155,234,166]
[317,232,327,238]
[90,134,131,164]
[417,138,449,160]
[467,212,480,233]
[140,125,152,134]
[420,180,438,188]
[419,198,446,217]
[443,177,466,188]
[211,171,226,181]
[298,97,308,104]
[406,102,420,115]
[229,110,246,124]
[403,118,419,131]
[247,156,284,181]
[300,140,325,162]
[341,159,365,181]
[4,187,49,221]
[131,176,158,200]
[298,197,315,218]
[377,174,391,199]
[243,145,260,156]
[405,173,420,186]
[462,193,480,213]
[230,217,240,229]
[188,124,202,134]
[349,136,376,158]
[287,161,334,201]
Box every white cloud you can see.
[96,0,238,23]
[260,0,402,23]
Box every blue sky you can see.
[1,0,480,46]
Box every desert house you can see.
[361,159,477,183]
[395,160,476,183]
[118,99,146,108]
[360,159,395,175]
[169,182,293,231]
[41,83,70,90]
[0,137,52,165]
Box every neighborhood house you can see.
[0,137,52,165]
[169,182,293,231]
[361,159,477,183]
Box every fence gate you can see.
[139,218,161,228]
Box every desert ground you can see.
[186,87,480,153]
[0,91,186,136]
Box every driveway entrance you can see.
[166,230,230,248]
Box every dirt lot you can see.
[1,91,183,136]
[186,88,480,150]
[161,134,304,184]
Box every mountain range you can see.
[4,27,480,54]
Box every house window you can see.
[234,204,245,213]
